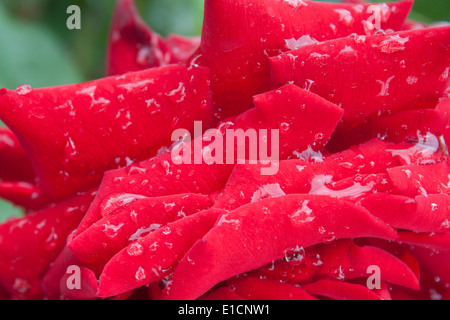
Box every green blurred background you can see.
[0,0,448,221]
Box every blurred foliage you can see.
[0,0,205,87]
[0,0,448,221]
[0,0,448,88]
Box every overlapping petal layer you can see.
[0,0,448,301]
[106,0,200,76]
[0,64,213,200]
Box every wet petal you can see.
[106,0,200,76]
[163,195,396,300]
[0,190,95,299]
[68,193,212,272]
[270,27,450,122]
[97,208,224,298]
[0,127,34,183]
[0,65,213,200]
[199,0,412,117]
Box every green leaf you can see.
[140,0,204,37]
[0,200,24,223]
[0,4,83,90]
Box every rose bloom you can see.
[0,0,449,300]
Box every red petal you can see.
[270,27,450,122]
[41,245,82,300]
[199,0,412,117]
[106,0,200,76]
[256,239,419,290]
[97,208,225,298]
[163,195,396,300]
[214,139,402,211]
[68,193,212,273]
[387,161,449,197]
[359,193,450,233]
[405,244,450,287]
[0,65,213,200]
[303,279,383,300]
[0,127,34,183]
[327,108,445,153]
[225,276,317,300]
[0,190,95,299]
[78,84,342,234]
[0,181,47,210]
[436,97,450,148]
[199,286,245,301]
[59,266,99,300]
[248,84,344,159]
[398,231,450,252]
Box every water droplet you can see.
[279,122,290,132]
[43,228,58,251]
[339,162,354,169]
[102,194,147,217]
[112,177,124,183]
[126,165,147,176]
[284,245,306,266]
[129,210,138,224]
[165,242,173,249]
[102,223,124,239]
[16,84,32,95]
[163,202,176,212]
[135,266,147,281]
[321,233,337,244]
[64,206,81,218]
[149,242,159,251]
[331,265,346,280]
[171,117,180,128]
[13,278,30,293]
[127,242,144,256]
[200,99,208,110]
[166,82,186,104]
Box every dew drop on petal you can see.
[43,228,58,251]
[16,84,32,95]
[321,232,337,244]
[127,242,144,256]
[284,245,306,266]
[279,122,291,132]
[135,266,147,281]
[13,278,31,293]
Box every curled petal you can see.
[256,239,419,290]
[97,208,225,298]
[327,108,446,153]
[79,84,342,233]
[0,181,47,210]
[0,127,34,183]
[0,190,96,299]
[270,27,450,122]
[387,161,449,197]
[106,0,199,76]
[360,193,450,233]
[199,286,245,301]
[214,139,410,211]
[398,231,450,252]
[199,0,412,116]
[0,65,213,200]
[224,276,317,300]
[68,193,213,272]
[302,279,383,300]
[163,195,396,300]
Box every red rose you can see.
[0,0,449,301]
